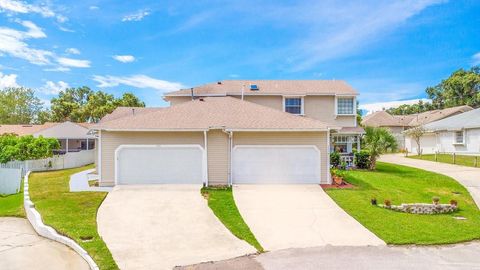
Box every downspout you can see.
[98,130,102,182]
[204,130,209,187]
[327,128,331,184]
[222,129,233,186]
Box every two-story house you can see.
[92,80,362,187]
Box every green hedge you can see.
[0,134,60,163]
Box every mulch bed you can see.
[320,182,355,189]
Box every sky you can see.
[0,0,479,110]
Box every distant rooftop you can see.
[423,108,480,131]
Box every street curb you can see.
[23,171,99,270]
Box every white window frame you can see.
[282,96,305,115]
[335,95,356,116]
[453,130,465,145]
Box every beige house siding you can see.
[167,96,192,106]
[207,130,229,186]
[243,95,283,111]
[100,131,204,185]
[233,131,329,183]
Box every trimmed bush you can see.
[330,151,340,168]
[0,134,59,163]
[354,150,371,169]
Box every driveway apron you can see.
[233,185,384,251]
[97,185,255,270]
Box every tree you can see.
[363,126,398,170]
[0,134,59,163]
[386,100,434,115]
[405,126,426,156]
[0,87,44,124]
[48,87,145,123]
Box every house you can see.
[362,105,473,150]
[92,80,363,187]
[0,121,96,153]
[405,108,480,154]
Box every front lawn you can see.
[201,187,263,252]
[408,154,479,168]
[0,181,24,217]
[29,165,118,270]
[325,162,480,245]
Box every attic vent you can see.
[217,81,222,85]
[250,84,259,91]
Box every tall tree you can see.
[0,87,44,124]
[48,87,145,123]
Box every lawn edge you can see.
[201,187,264,252]
[23,171,99,270]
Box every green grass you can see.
[29,165,118,270]
[325,162,480,245]
[408,154,480,168]
[0,181,24,217]
[201,187,263,252]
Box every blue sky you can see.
[0,0,479,110]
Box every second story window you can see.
[284,97,303,115]
[337,97,354,115]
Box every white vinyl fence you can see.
[0,168,22,195]
[0,150,95,177]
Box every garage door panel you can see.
[116,145,204,184]
[233,146,320,184]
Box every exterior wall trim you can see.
[113,144,207,186]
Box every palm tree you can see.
[363,126,397,170]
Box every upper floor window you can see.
[284,97,303,115]
[454,131,464,144]
[337,97,354,115]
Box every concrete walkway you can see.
[0,217,89,270]
[69,169,112,192]
[178,242,480,270]
[233,185,384,251]
[98,185,255,270]
[380,154,480,207]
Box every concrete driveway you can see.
[233,185,384,251]
[97,185,255,270]
[380,154,480,207]
[0,217,88,270]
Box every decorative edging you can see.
[23,171,99,270]
[379,203,458,214]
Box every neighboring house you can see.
[0,121,95,153]
[405,108,480,154]
[362,105,473,150]
[93,80,363,187]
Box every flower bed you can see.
[380,203,458,214]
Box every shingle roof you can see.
[94,97,333,131]
[362,105,473,127]
[423,108,480,131]
[0,122,59,136]
[165,80,358,97]
[99,107,164,123]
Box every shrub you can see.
[432,197,440,205]
[330,151,340,168]
[0,134,59,163]
[384,199,391,207]
[371,198,377,205]
[450,200,458,206]
[354,150,371,169]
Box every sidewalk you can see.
[379,154,480,207]
[69,169,112,192]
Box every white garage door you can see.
[232,145,320,184]
[116,145,204,185]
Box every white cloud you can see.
[360,98,431,115]
[43,66,70,72]
[0,0,67,23]
[56,57,91,68]
[113,55,135,63]
[122,9,150,22]
[65,48,80,55]
[89,6,99,10]
[38,80,70,95]
[473,52,480,65]
[93,74,184,92]
[0,20,52,65]
[0,71,19,88]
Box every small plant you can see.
[432,197,440,205]
[354,150,371,169]
[330,151,341,168]
[450,199,458,207]
[371,198,377,205]
[384,199,391,207]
